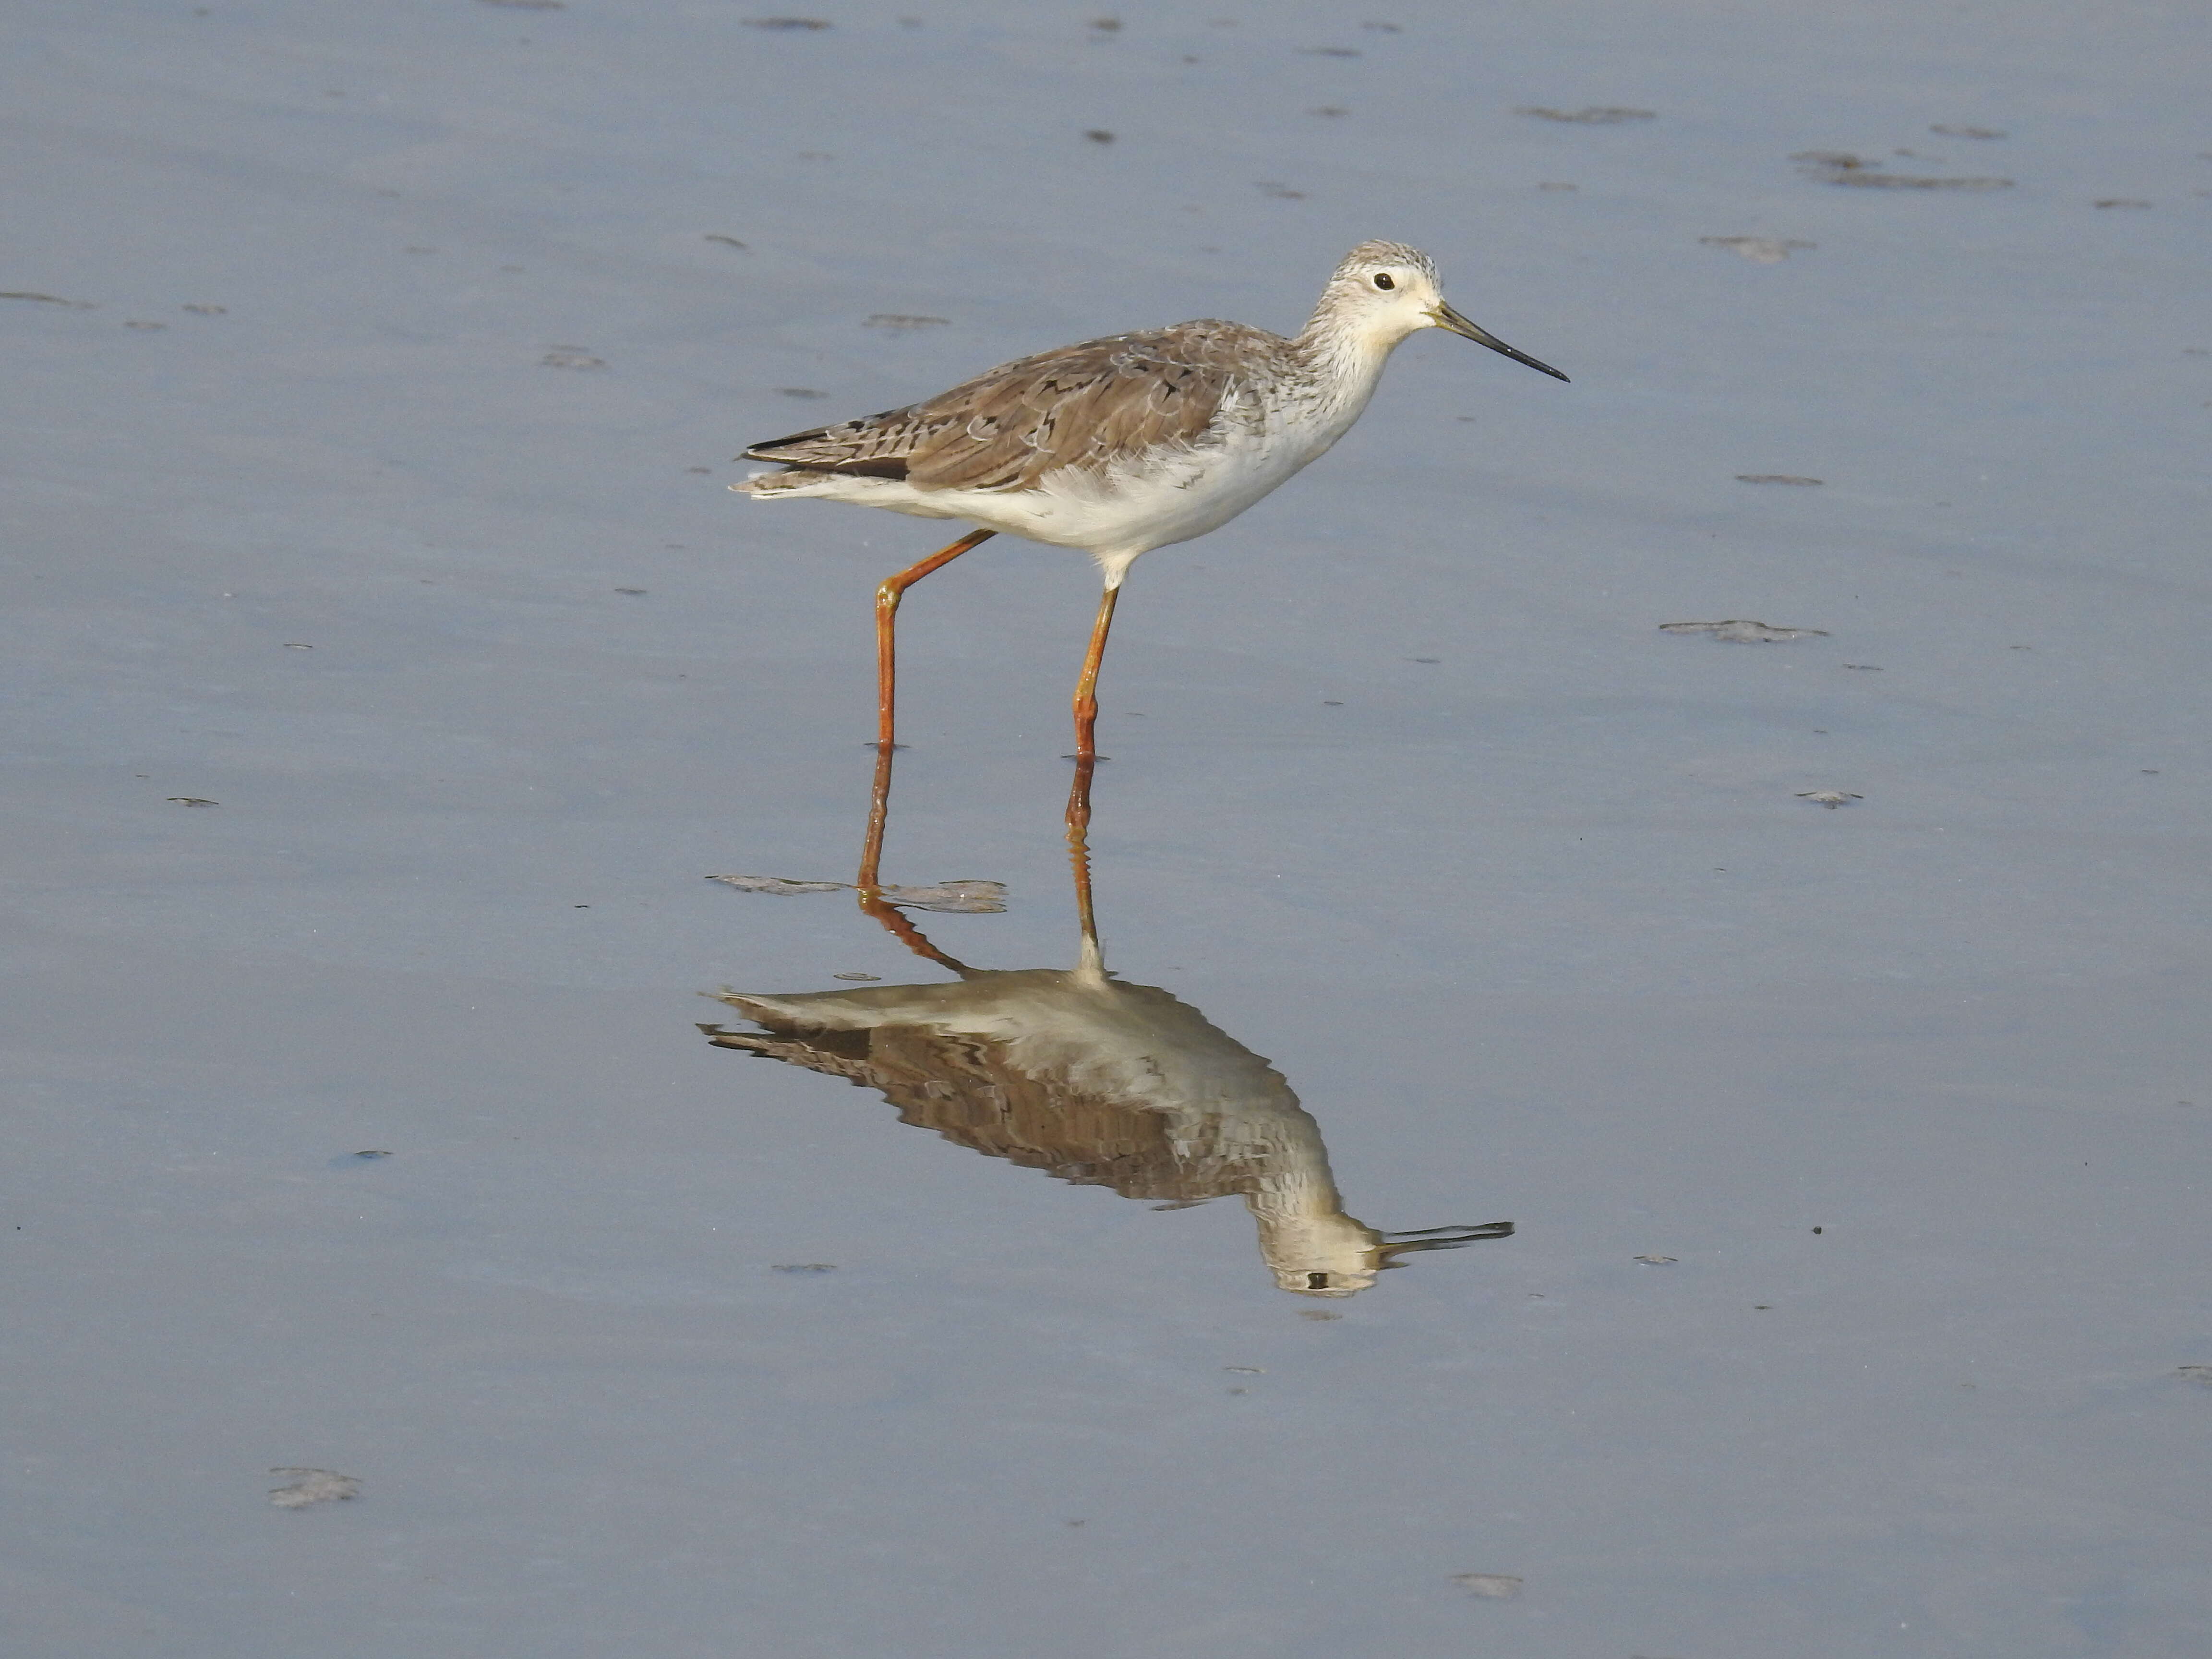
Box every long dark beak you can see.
[1432,303,1570,382]
[1373,1220,1518,1267]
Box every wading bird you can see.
[734,241,1566,764]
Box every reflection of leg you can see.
[875,528,995,752]
[1070,580,1121,762]
[1065,754,1099,967]
[854,739,971,972]
[856,889,972,974]
[857,731,897,893]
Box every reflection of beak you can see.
[1374,1219,1517,1268]
[1431,304,1570,382]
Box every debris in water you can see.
[1451,1574,1524,1599]
[168,797,219,807]
[1792,152,2012,189]
[1797,791,1863,808]
[1,290,93,307]
[706,875,850,896]
[1516,106,1653,123]
[1701,236,1815,264]
[2094,198,2152,209]
[268,1468,360,1508]
[878,880,1007,914]
[1632,1255,1677,1264]
[1660,620,1829,642]
[1084,129,1115,144]
[1930,124,2006,139]
[2176,1366,2212,1385]
[541,347,606,369]
[706,874,1007,913]
[745,16,831,28]
[865,313,949,330]
[773,1262,837,1274]
[1737,473,1823,485]
[704,234,747,248]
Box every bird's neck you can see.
[1289,309,1407,424]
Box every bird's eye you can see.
[1308,1272,1331,1289]
[1372,273,1395,290]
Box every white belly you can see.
[987,426,1324,553]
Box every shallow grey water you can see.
[4,1,2209,1655]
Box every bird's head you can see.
[1322,240,1568,381]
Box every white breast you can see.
[904,374,1379,575]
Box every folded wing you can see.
[743,320,1275,493]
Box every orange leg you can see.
[875,528,995,752]
[1070,581,1121,763]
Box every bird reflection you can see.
[700,751,1511,1296]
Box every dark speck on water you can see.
[1793,150,2012,188]
[1660,620,1828,642]
[1516,105,1654,122]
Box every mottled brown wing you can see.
[743,320,1277,492]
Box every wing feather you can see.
[742,321,1284,493]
